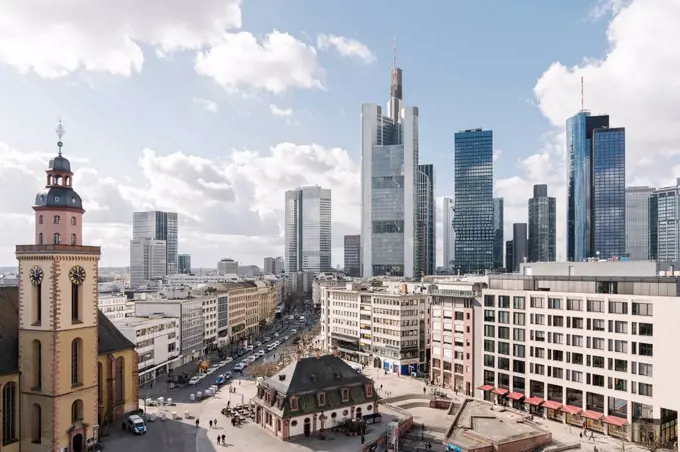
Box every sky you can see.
[0,0,679,269]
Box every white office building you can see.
[284,186,332,273]
[98,293,134,321]
[476,261,679,444]
[218,258,239,275]
[130,238,167,288]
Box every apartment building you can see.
[98,293,135,321]
[320,282,429,374]
[476,265,679,444]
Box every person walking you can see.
[209,420,213,428]
[214,419,218,428]
[221,434,226,444]
[217,436,221,445]
[196,418,200,427]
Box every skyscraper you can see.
[453,129,494,273]
[492,198,504,269]
[625,186,655,260]
[417,164,435,276]
[343,235,361,277]
[528,184,556,262]
[512,223,528,272]
[442,196,454,271]
[505,240,513,272]
[361,53,419,277]
[652,180,680,261]
[566,112,626,260]
[178,253,191,273]
[132,210,178,274]
[284,186,332,273]
[130,238,167,288]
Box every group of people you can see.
[194,418,228,445]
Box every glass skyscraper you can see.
[492,197,504,269]
[625,186,655,260]
[284,186,332,273]
[132,210,178,274]
[343,235,361,277]
[651,180,680,261]
[528,184,556,262]
[453,129,494,273]
[417,164,435,276]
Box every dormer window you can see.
[317,392,326,406]
[341,388,349,402]
[366,384,373,397]
[290,396,299,411]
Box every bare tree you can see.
[248,363,280,379]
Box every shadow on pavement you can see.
[98,417,217,452]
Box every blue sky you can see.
[0,0,677,268]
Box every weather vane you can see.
[55,118,65,155]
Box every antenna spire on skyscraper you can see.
[581,76,584,111]
[393,35,397,69]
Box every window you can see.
[592,338,605,350]
[484,355,495,367]
[533,314,545,325]
[552,367,564,379]
[592,319,605,331]
[38,215,43,224]
[317,392,326,406]
[484,310,495,322]
[567,299,583,311]
[513,360,525,373]
[611,321,628,334]
[530,297,544,308]
[571,317,584,329]
[290,397,299,411]
[71,216,77,226]
[548,298,562,309]
[513,297,525,310]
[638,323,653,336]
[513,344,525,358]
[71,399,83,422]
[115,357,125,404]
[498,342,510,355]
[609,301,628,314]
[571,335,584,347]
[484,295,495,307]
[552,333,563,344]
[498,357,510,371]
[614,340,628,353]
[53,215,61,224]
[533,330,545,342]
[341,388,349,402]
[587,299,604,313]
[2,382,17,445]
[572,353,584,365]
[513,312,525,326]
[71,234,77,245]
[638,383,653,397]
[498,326,510,340]
[592,355,605,368]
[32,404,42,444]
[38,233,43,244]
[498,296,510,308]
[592,374,605,387]
[638,363,653,377]
[32,340,41,389]
[53,233,60,244]
[498,311,510,324]
[71,338,82,386]
[639,343,653,357]
[34,282,42,324]
[484,325,495,338]
[366,384,373,397]
[632,302,653,316]
[552,316,564,327]
[571,371,584,383]
[513,328,525,342]
[483,340,495,353]
[532,364,545,375]
[613,359,628,372]
[71,283,80,322]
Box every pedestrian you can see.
[423,387,426,394]
[222,434,226,444]
[380,384,383,391]
[239,380,241,386]
[209,420,213,428]
[214,419,218,428]
[580,432,583,439]
[196,418,200,427]
[217,435,221,445]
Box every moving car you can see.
[215,374,226,385]
[127,415,147,434]
[263,336,271,342]
[257,349,265,357]
[246,345,254,351]
[274,332,280,337]
[299,316,305,322]
[255,341,262,347]
[234,363,245,372]
[291,329,297,334]
[188,376,201,385]
[224,371,232,379]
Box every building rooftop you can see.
[112,316,177,328]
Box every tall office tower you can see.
[361,53,419,277]
[442,197,454,271]
[512,223,528,272]
[505,240,513,272]
[133,210,178,274]
[285,186,332,273]
[625,186,655,260]
[344,235,361,277]
[528,184,556,262]
[492,198,504,269]
[417,164,436,276]
[130,238,167,287]
[453,129,494,273]
[217,258,238,274]
[275,256,285,274]
[178,253,191,273]
[566,112,626,260]
[264,256,286,274]
[652,180,680,261]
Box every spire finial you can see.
[392,35,397,69]
[55,118,65,155]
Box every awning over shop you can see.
[561,405,583,415]
[507,392,525,401]
[492,388,509,396]
[542,400,563,410]
[477,385,494,391]
[603,415,627,427]
[582,410,604,421]
[524,397,544,406]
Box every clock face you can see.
[29,265,44,286]
[69,265,86,285]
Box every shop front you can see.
[582,410,605,433]
[478,385,494,403]
[493,388,509,406]
[543,401,564,422]
[524,397,545,416]
[561,405,583,427]
[507,392,525,410]
[604,415,628,439]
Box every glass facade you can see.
[512,223,528,272]
[652,182,680,261]
[132,210,178,275]
[178,254,191,274]
[343,235,361,277]
[592,127,626,259]
[453,129,494,273]
[284,186,332,273]
[625,186,654,260]
[493,198,504,269]
[528,184,556,262]
[417,164,435,276]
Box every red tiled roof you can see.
[561,405,583,415]
[582,410,604,421]
[603,415,627,427]
[542,400,563,410]
[478,385,494,391]
[524,397,544,406]
[493,388,509,395]
[507,392,525,401]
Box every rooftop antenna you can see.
[580,76,584,111]
[55,118,65,155]
[392,35,397,69]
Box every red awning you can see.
[542,400,563,410]
[582,410,604,421]
[561,405,583,415]
[478,385,494,391]
[524,397,544,406]
[507,392,525,401]
[603,415,628,427]
[493,388,509,395]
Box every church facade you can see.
[0,124,139,452]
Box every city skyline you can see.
[0,1,677,267]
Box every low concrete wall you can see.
[430,399,453,410]
[544,442,581,452]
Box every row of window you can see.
[38,214,77,225]
[484,295,654,317]
[38,232,77,245]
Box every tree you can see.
[249,363,279,379]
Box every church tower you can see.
[17,121,100,452]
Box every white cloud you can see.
[195,31,324,95]
[269,104,293,117]
[193,97,219,113]
[316,34,375,63]
[495,0,680,260]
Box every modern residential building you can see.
[264,256,285,275]
[129,238,167,288]
[113,316,181,384]
[320,282,429,374]
[417,164,436,277]
[493,198,504,269]
[343,234,361,277]
[453,129,494,274]
[98,293,135,321]
[512,223,528,272]
[284,186,332,273]
[625,186,655,260]
[567,112,626,261]
[442,196,454,272]
[361,57,419,278]
[652,180,680,262]
[506,240,514,273]
[218,258,239,275]
[178,253,191,273]
[476,261,679,444]
[528,184,557,262]
[133,210,178,274]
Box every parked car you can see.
[234,363,245,372]
[224,371,232,379]
[291,329,297,334]
[188,376,201,385]
[127,415,147,434]
[263,336,271,342]
[216,374,226,385]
